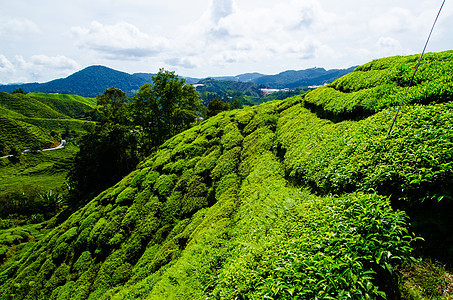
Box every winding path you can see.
[0,139,66,159]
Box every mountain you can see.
[0,66,355,98]
[38,66,148,97]
[1,50,453,299]
[252,66,357,89]
[196,78,263,97]
[132,73,201,85]
[0,66,149,98]
[210,72,266,82]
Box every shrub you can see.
[193,146,221,175]
[73,251,94,274]
[211,147,241,180]
[115,186,136,205]
[221,123,244,150]
[154,174,178,198]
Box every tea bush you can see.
[3,51,453,299]
[304,51,453,121]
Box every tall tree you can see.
[131,69,200,154]
[68,88,139,205]
[207,98,230,117]
[95,87,129,125]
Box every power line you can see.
[387,0,446,136]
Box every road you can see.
[0,139,66,159]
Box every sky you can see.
[0,0,452,84]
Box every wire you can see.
[387,0,446,137]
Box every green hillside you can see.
[28,93,96,119]
[0,92,95,155]
[1,51,453,299]
[0,92,68,120]
[304,51,453,121]
[0,143,79,214]
[0,117,57,155]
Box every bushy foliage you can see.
[304,51,453,121]
[2,51,453,299]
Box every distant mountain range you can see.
[0,65,356,97]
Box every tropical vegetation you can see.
[1,51,453,299]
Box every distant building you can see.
[260,88,281,95]
[192,84,205,88]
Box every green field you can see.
[28,92,96,119]
[0,51,453,299]
[0,143,78,198]
[0,92,95,155]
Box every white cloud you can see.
[72,21,169,60]
[171,0,329,74]
[376,37,403,56]
[31,55,79,70]
[210,0,235,24]
[165,57,197,69]
[0,55,15,74]
[203,0,321,39]
[2,0,451,81]
[277,40,319,60]
[0,54,79,84]
[0,17,41,38]
[369,8,415,34]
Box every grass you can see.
[28,92,96,119]
[0,91,95,155]
[0,92,67,119]
[399,259,453,299]
[0,117,57,155]
[0,143,78,199]
[28,92,96,107]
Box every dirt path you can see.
[0,139,66,159]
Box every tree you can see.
[68,88,139,205]
[68,72,201,204]
[8,146,21,163]
[95,87,129,125]
[12,88,25,94]
[207,98,230,117]
[130,69,200,154]
[68,124,139,205]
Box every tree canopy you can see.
[68,69,202,204]
[130,69,200,154]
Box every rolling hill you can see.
[0,91,95,155]
[0,66,355,98]
[195,78,264,102]
[253,66,357,89]
[0,66,148,98]
[1,51,453,299]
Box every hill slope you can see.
[196,78,264,99]
[0,66,148,98]
[0,91,95,155]
[253,66,357,89]
[0,66,355,97]
[1,51,453,299]
[28,92,96,119]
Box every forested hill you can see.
[196,78,264,101]
[252,66,357,89]
[0,91,95,155]
[1,51,453,299]
[0,66,355,97]
[0,66,148,98]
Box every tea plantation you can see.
[1,51,453,299]
[0,91,95,155]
